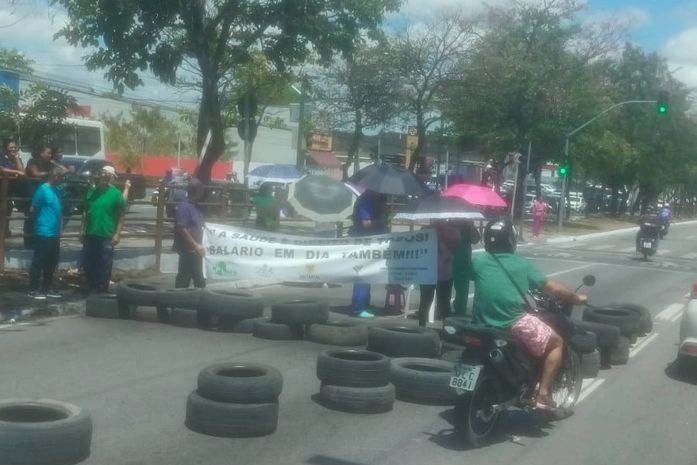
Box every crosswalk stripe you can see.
[587,245,614,251]
[656,303,684,322]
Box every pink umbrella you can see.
[442,183,507,208]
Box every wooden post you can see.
[154,181,166,272]
[0,176,7,272]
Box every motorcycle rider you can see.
[636,212,660,251]
[471,218,587,410]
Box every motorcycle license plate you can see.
[449,364,481,392]
[643,241,653,248]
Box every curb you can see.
[545,219,697,244]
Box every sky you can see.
[1,0,696,108]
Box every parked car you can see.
[62,157,147,200]
[568,192,586,212]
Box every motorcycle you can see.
[443,275,596,447]
[636,217,660,260]
[659,220,670,239]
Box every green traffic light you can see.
[559,166,568,176]
[658,104,668,114]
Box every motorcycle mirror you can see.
[582,275,596,287]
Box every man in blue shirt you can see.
[27,165,67,300]
[174,179,206,288]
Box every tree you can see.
[387,8,473,171]
[56,0,400,181]
[317,42,400,180]
[0,48,33,74]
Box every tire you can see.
[678,355,697,378]
[0,398,92,465]
[85,294,120,319]
[197,363,283,404]
[116,281,160,307]
[583,307,640,338]
[170,308,199,328]
[610,336,630,365]
[367,325,441,358]
[569,330,598,355]
[453,369,500,447]
[580,349,601,379]
[271,300,329,326]
[389,358,457,405]
[233,317,268,334]
[608,303,652,335]
[200,289,264,324]
[252,319,303,340]
[316,349,391,388]
[318,384,395,414]
[156,288,202,309]
[550,348,583,420]
[307,322,369,346]
[185,391,277,438]
[572,320,620,349]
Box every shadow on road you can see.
[664,359,697,386]
[306,454,371,465]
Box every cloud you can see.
[663,27,697,89]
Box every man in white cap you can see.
[81,165,126,294]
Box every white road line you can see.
[682,252,697,259]
[685,235,697,240]
[547,263,596,277]
[629,333,659,358]
[587,245,614,251]
[618,247,637,253]
[577,378,605,404]
[554,242,582,249]
[656,303,684,322]
[671,310,684,323]
[656,249,672,256]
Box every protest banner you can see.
[202,223,437,285]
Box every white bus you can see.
[18,117,106,166]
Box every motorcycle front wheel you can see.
[550,348,583,420]
[453,370,501,447]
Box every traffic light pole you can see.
[557,99,657,233]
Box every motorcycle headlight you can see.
[444,326,456,335]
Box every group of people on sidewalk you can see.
[1,138,128,300]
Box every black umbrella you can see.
[287,175,355,222]
[393,195,484,221]
[349,163,428,196]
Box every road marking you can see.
[617,246,637,253]
[682,252,697,259]
[656,249,672,256]
[655,303,684,322]
[587,245,614,251]
[554,242,582,249]
[577,378,605,404]
[671,310,684,323]
[685,235,697,240]
[629,333,659,358]
[547,263,596,277]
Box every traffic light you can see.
[657,90,669,115]
[558,164,569,177]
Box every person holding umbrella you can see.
[350,189,388,318]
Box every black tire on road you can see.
[389,357,457,405]
[0,398,92,465]
[271,300,329,326]
[316,349,390,388]
[85,294,120,319]
[116,281,160,307]
[170,308,199,328]
[610,336,630,365]
[572,320,620,349]
[156,288,202,309]
[367,325,441,358]
[580,349,601,379]
[307,322,369,346]
[252,319,303,340]
[569,330,598,355]
[318,384,395,414]
[197,363,283,404]
[233,317,268,334]
[608,303,653,335]
[185,391,277,438]
[200,289,265,324]
[583,307,640,338]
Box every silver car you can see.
[678,289,697,375]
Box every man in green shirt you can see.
[471,219,587,410]
[81,166,126,294]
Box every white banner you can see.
[202,223,437,285]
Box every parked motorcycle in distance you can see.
[636,215,660,260]
[443,275,596,447]
[678,284,697,376]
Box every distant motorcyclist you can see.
[636,213,660,251]
[659,204,672,223]
[471,218,587,410]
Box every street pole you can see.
[558,136,569,233]
[295,82,306,172]
[445,150,450,189]
[519,141,532,241]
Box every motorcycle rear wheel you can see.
[453,370,500,447]
[550,348,582,420]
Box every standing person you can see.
[350,190,388,318]
[418,221,460,326]
[50,145,63,164]
[174,179,206,289]
[531,195,547,239]
[0,139,25,236]
[253,183,280,232]
[452,219,481,317]
[81,166,126,294]
[27,166,67,300]
[23,145,54,248]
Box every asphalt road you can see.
[1,223,696,465]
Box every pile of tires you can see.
[252,300,328,341]
[316,349,394,413]
[569,329,600,378]
[366,325,441,358]
[186,363,282,437]
[0,398,92,465]
[390,358,457,405]
[199,288,265,331]
[307,321,369,347]
[110,281,202,323]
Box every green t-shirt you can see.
[471,253,547,329]
[85,185,126,238]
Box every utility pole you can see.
[519,141,532,241]
[295,81,306,171]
